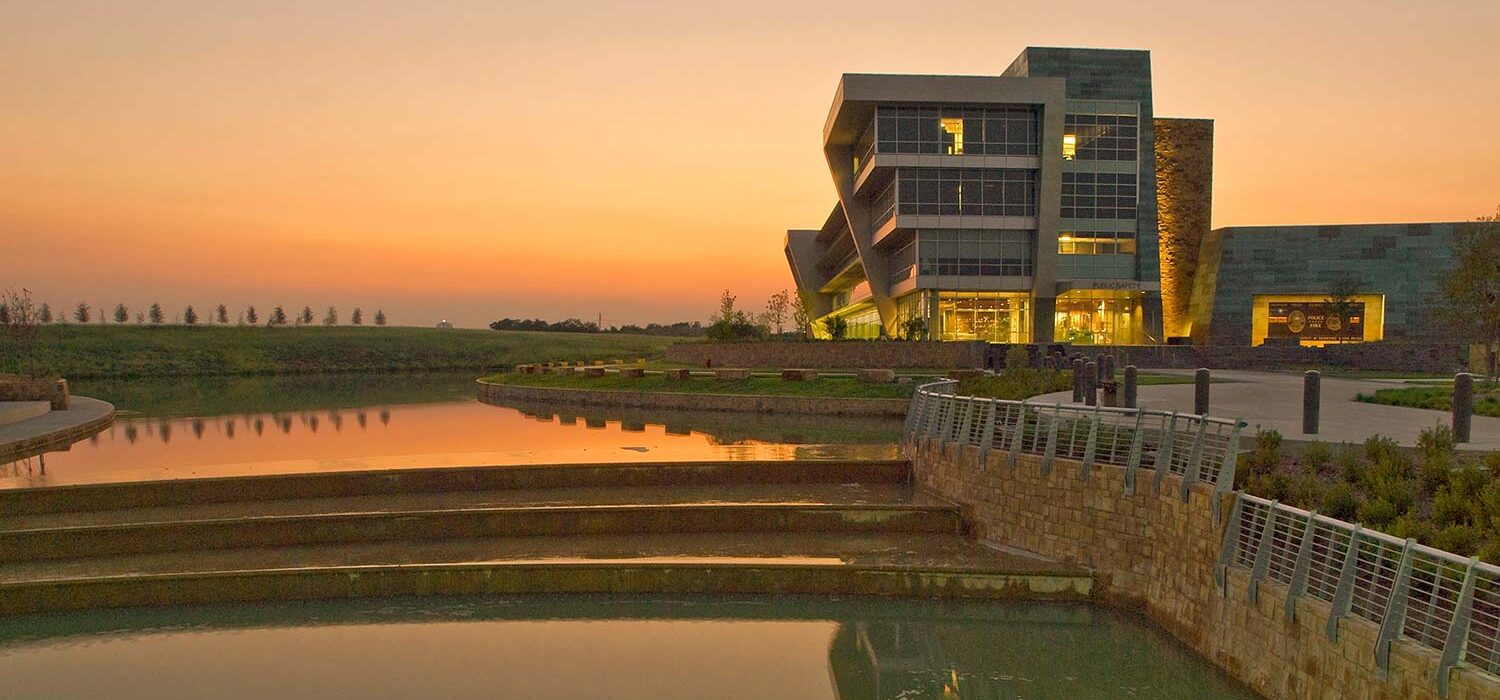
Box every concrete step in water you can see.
[0,459,912,516]
[0,531,1093,615]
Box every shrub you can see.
[1243,430,1284,477]
[1431,525,1482,556]
[1247,472,1291,502]
[1486,452,1500,480]
[1364,434,1403,465]
[1288,474,1327,510]
[821,316,848,341]
[1357,497,1400,527]
[1320,483,1359,521]
[1301,441,1332,474]
[1335,444,1365,483]
[1004,344,1030,371]
[1389,514,1436,544]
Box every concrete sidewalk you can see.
[1036,370,1500,451]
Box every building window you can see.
[1062,114,1138,162]
[1058,231,1136,255]
[898,169,1037,217]
[871,179,897,229]
[877,105,1039,156]
[1061,172,1137,220]
[888,236,916,286]
[937,292,1031,343]
[916,229,1033,278]
[1054,290,1143,345]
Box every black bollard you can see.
[1124,365,1138,408]
[1454,372,1473,444]
[1102,355,1116,384]
[1072,358,1085,402]
[1303,370,1320,435]
[1194,368,1211,415]
[1096,354,1107,383]
[1084,362,1099,406]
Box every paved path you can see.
[1037,370,1500,450]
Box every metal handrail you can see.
[906,379,1499,697]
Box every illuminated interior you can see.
[1062,133,1077,160]
[1250,293,1385,347]
[937,292,1030,343]
[1058,231,1136,255]
[1054,290,1143,345]
[939,118,965,155]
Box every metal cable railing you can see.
[1219,493,1500,696]
[906,380,1500,696]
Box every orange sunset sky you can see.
[4,1,1498,328]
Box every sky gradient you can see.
[5,1,1498,328]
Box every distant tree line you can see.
[0,299,391,328]
[488,317,706,337]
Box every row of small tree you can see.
[0,301,388,328]
[706,289,810,341]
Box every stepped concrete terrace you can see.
[0,459,1091,615]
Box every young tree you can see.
[113,303,129,324]
[1,288,41,375]
[183,305,198,325]
[73,301,91,324]
[715,289,737,323]
[822,315,849,341]
[215,304,229,325]
[791,293,811,339]
[135,311,145,324]
[245,306,259,325]
[38,303,52,324]
[1324,272,1361,339]
[323,306,338,326]
[1440,209,1500,379]
[764,290,790,336]
[374,309,387,326]
[148,302,165,324]
[350,307,363,325]
[269,306,288,327]
[298,306,314,326]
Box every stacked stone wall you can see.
[910,437,1500,700]
[664,341,988,369]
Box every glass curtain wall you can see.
[937,292,1031,343]
[1054,290,1143,345]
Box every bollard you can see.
[1454,372,1473,444]
[1085,362,1099,406]
[1124,365,1138,409]
[1194,368,1211,415]
[1303,370,1320,435]
[1102,355,1116,383]
[1096,354,1107,383]
[1072,358,1085,402]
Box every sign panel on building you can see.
[1266,301,1364,342]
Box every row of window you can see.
[1061,172,1137,220]
[896,169,1038,218]
[1058,230,1137,255]
[916,229,1034,277]
[1063,114,1139,162]
[872,105,1040,157]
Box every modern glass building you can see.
[786,47,1165,345]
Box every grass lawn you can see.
[1355,385,1500,417]
[484,372,913,400]
[4,325,685,378]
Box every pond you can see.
[1,372,904,488]
[0,595,1257,700]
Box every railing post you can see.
[1008,400,1029,469]
[1436,558,1480,698]
[977,398,998,467]
[1212,420,1245,522]
[1284,511,1320,622]
[1153,412,1178,496]
[1040,405,1060,475]
[1215,492,1245,593]
[904,391,924,438]
[1124,410,1146,495]
[1248,501,1278,604]
[1327,526,1365,642]
[1374,539,1417,672]
[1181,418,1209,502]
[956,397,977,445]
[1080,406,1100,479]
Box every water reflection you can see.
[0,596,1255,699]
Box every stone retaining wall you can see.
[0,375,69,410]
[664,341,988,369]
[910,437,1499,700]
[1017,341,1470,374]
[476,380,908,417]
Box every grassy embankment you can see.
[1240,428,1500,562]
[484,372,914,400]
[1356,384,1500,418]
[3,325,682,378]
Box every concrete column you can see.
[1194,368,1210,416]
[1072,358,1085,402]
[1124,365,1138,409]
[1303,370,1320,435]
[1454,373,1473,444]
[1084,362,1098,406]
[1033,297,1056,343]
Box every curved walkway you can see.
[0,397,115,463]
[1037,370,1500,450]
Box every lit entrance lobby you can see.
[918,292,1031,342]
[1054,289,1145,345]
